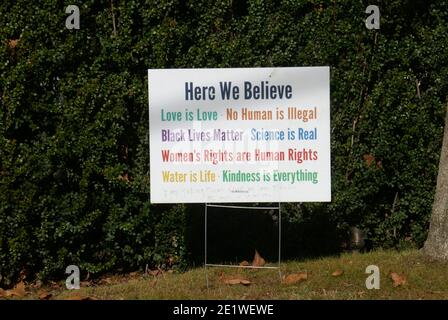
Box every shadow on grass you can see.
[185,203,344,267]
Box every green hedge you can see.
[1,0,447,285]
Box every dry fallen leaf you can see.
[223,278,251,286]
[38,290,52,300]
[390,272,407,287]
[239,279,251,286]
[219,272,251,286]
[9,281,27,298]
[331,269,344,277]
[283,272,308,285]
[252,250,266,267]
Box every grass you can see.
[15,249,448,300]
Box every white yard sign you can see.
[148,67,331,203]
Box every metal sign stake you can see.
[204,203,282,289]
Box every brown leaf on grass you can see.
[219,272,251,286]
[9,281,26,298]
[1,282,27,298]
[38,290,52,300]
[390,272,407,287]
[223,278,251,286]
[252,250,265,267]
[282,272,308,285]
[331,269,344,277]
[239,279,251,286]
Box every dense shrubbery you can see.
[1,0,447,285]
